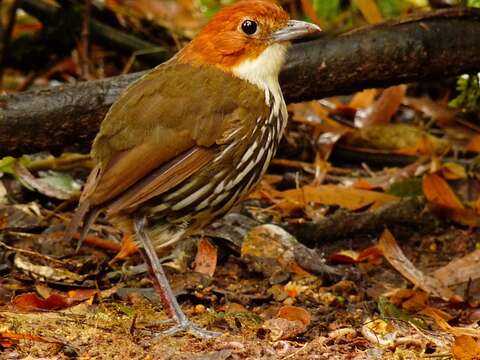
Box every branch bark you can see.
[1,8,480,156]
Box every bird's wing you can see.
[85,61,266,210]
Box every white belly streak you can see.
[171,182,213,210]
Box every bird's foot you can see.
[159,319,221,338]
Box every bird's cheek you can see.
[215,32,247,55]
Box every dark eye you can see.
[241,20,258,35]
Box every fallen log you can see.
[1,8,480,156]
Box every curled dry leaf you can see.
[13,162,77,200]
[193,237,217,277]
[378,228,453,300]
[432,249,480,287]
[272,185,399,213]
[422,307,480,338]
[14,254,86,284]
[422,173,479,226]
[357,85,407,128]
[263,308,310,342]
[277,305,311,327]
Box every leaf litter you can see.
[1,1,480,359]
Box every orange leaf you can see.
[361,85,407,127]
[467,135,480,153]
[423,173,464,210]
[193,238,217,277]
[12,293,68,311]
[452,335,480,360]
[277,305,311,327]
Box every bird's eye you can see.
[241,20,258,35]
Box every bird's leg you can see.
[134,216,220,338]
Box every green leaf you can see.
[449,74,480,112]
[386,178,423,198]
[313,0,341,21]
[38,171,82,194]
[377,0,401,18]
[468,0,480,7]
[0,156,31,175]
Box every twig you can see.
[80,0,91,79]
[0,0,19,88]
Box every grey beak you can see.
[270,20,322,42]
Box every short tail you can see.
[64,200,101,252]
[64,163,103,250]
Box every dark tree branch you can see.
[1,8,480,156]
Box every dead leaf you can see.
[349,89,378,109]
[403,96,457,127]
[378,228,453,300]
[263,318,307,341]
[241,225,311,277]
[14,254,85,283]
[193,238,217,277]
[329,246,383,264]
[343,124,449,156]
[273,185,399,212]
[423,173,464,210]
[277,305,311,327]
[441,163,467,180]
[432,249,480,287]
[358,85,407,127]
[13,162,77,200]
[422,307,480,338]
[452,335,480,360]
[467,135,480,153]
[12,293,69,311]
[0,331,62,347]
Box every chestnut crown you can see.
[178,1,320,70]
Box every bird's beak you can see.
[270,20,322,42]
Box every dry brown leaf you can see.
[193,238,217,277]
[452,335,480,360]
[422,307,480,338]
[360,85,407,127]
[277,305,311,327]
[273,185,398,212]
[378,228,453,300]
[423,173,465,210]
[432,249,480,287]
[349,89,378,109]
[403,96,457,127]
[467,135,480,153]
[343,124,449,155]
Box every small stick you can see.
[0,0,19,89]
[80,0,91,79]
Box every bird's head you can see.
[178,0,321,87]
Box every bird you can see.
[66,0,321,337]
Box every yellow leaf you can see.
[273,185,399,211]
[354,0,384,24]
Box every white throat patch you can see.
[232,42,288,119]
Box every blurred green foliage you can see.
[449,74,480,113]
[312,0,342,21]
[468,0,480,7]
